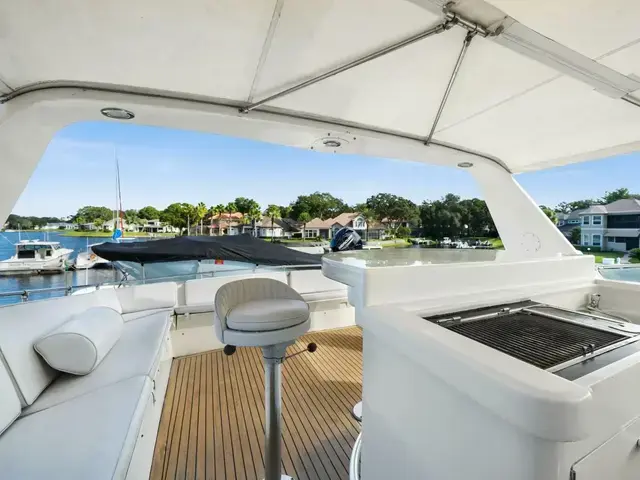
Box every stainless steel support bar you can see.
[425,32,476,145]
[240,21,452,113]
[443,11,491,38]
[264,357,283,480]
[622,94,640,108]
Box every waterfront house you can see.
[76,222,97,231]
[42,222,76,231]
[302,212,386,240]
[142,219,179,234]
[577,199,640,251]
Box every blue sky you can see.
[12,121,640,217]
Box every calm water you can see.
[0,231,125,305]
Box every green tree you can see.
[289,192,348,220]
[208,204,225,236]
[570,227,581,245]
[233,197,260,216]
[601,187,640,204]
[556,199,596,213]
[420,197,463,239]
[265,205,281,242]
[94,218,105,230]
[396,225,411,238]
[124,209,139,224]
[366,193,418,234]
[138,206,161,220]
[73,216,87,230]
[540,205,558,225]
[297,212,312,241]
[355,205,376,241]
[74,206,112,223]
[224,202,237,235]
[194,202,208,235]
[246,204,262,237]
[232,197,261,236]
[161,203,192,234]
[458,198,496,237]
[279,205,293,219]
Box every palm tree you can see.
[209,204,225,236]
[225,202,237,235]
[195,202,207,235]
[247,205,262,237]
[360,207,376,242]
[297,212,311,241]
[265,205,281,242]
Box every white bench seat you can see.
[301,290,348,303]
[23,311,171,416]
[174,303,214,315]
[0,376,150,480]
[0,282,178,479]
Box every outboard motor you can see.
[330,227,363,252]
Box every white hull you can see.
[73,252,110,270]
[0,251,72,275]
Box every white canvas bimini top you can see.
[1,0,640,221]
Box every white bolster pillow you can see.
[34,306,123,375]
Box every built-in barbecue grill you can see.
[426,303,635,372]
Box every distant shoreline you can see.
[60,231,176,238]
[1,230,175,238]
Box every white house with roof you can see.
[579,199,640,251]
[303,212,386,240]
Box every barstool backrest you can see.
[214,278,305,341]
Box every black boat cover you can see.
[91,234,322,266]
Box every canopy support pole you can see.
[239,21,453,113]
[238,7,491,114]
[424,31,476,145]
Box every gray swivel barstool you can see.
[214,278,314,480]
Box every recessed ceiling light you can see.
[323,139,341,148]
[457,161,474,168]
[100,108,135,120]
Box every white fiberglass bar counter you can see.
[322,249,640,480]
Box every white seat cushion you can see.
[116,282,177,314]
[34,306,124,375]
[302,290,348,303]
[122,307,173,323]
[174,303,213,315]
[0,289,122,406]
[0,362,20,435]
[289,269,347,295]
[0,376,150,480]
[24,311,171,416]
[227,299,309,332]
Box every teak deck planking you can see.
[150,326,363,480]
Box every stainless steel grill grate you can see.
[443,311,626,370]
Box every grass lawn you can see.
[61,231,175,238]
[587,251,625,264]
[488,238,503,249]
[380,239,410,248]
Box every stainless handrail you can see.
[0,263,322,302]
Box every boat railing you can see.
[0,263,322,304]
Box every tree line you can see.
[8,187,636,239]
[7,192,496,239]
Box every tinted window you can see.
[608,215,640,229]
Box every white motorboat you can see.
[2,2,640,480]
[73,243,110,270]
[0,240,73,275]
